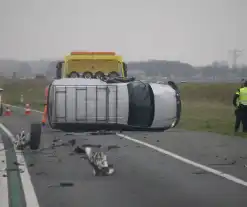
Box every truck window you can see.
[56,61,64,79]
[127,81,154,127]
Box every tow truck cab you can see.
[55,52,128,79]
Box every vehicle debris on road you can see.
[208,160,237,166]
[48,182,74,188]
[88,130,116,136]
[14,130,117,177]
[85,147,115,176]
[14,130,30,150]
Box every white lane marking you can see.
[0,139,9,207]
[6,104,247,187]
[116,133,247,188]
[0,123,40,207]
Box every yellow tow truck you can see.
[56,51,127,79]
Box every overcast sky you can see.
[0,0,246,66]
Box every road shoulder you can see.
[0,136,8,207]
[0,123,39,207]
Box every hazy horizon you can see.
[1,0,246,66]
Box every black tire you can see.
[68,71,79,78]
[94,71,105,79]
[108,72,119,78]
[0,104,3,116]
[29,123,41,150]
[82,72,93,79]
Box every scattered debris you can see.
[14,131,30,150]
[65,133,73,136]
[88,130,116,135]
[13,161,23,166]
[48,182,74,188]
[68,139,76,147]
[12,130,117,177]
[192,170,208,175]
[82,144,101,148]
[80,155,87,159]
[47,154,57,158]
[52,137,61,143]
[5,168,23,172]
[51,142,69,149]
[208,160,236,166]
[107,145,120,151]
[74,146,86,154]
[36,172,48,176]
[65,133,85,136]
[85,147,115,176]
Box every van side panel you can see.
[49,80,129,125]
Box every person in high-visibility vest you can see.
[233,80,247,132]
[234,80,245,132]
[42,86,49,126]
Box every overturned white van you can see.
[44,77,181,132]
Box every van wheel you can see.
[69,72,79,78]
[108,72,119,78]
[83,72,93,79]
[29,123,41,150]
[94,72,105,79]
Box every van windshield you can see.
[127,81,154,127]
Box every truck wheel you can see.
[94,71,105,79]
[83,72,93,79]
[69,72,79,78]
[108,72,119,78]
[29,123,41,150]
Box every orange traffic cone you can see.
[25,104,31,115]
[4,106,11,116]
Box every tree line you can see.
[0,59,246,78]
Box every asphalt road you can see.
[1,108,247,207]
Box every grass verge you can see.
[0,79,245,137]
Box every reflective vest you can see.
[236,87,247,105]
